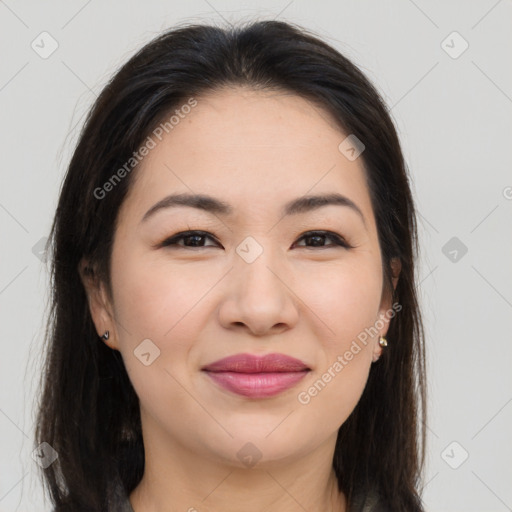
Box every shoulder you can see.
[105,475,136,512]
[348,487,425,512]
[349,488,391,512]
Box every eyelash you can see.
[159,230,353,250]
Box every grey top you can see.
[108,477,388,512]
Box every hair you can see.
[35,19,427,511]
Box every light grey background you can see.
[1,1,511,511]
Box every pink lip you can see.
[202,353,310,398]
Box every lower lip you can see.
[204,371,309,398]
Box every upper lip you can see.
[202,353,310,373]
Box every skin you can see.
[81,86,400,512]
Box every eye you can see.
[293,230,352,249]
[160,230,221,249]
[159,230,352,250]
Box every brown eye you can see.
[294,231,352,249]
[159,230,352,250]
[160,230,221,248]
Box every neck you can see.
[129,416,346,512]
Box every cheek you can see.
[111,251,213,340]
[292,258,381,415]
[294,263,380,429]
[294,256,383,345]
[110,253,223,398]
[110,255,205,426]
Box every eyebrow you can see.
[141,192,366,226]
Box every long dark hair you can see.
[35,19,426,511]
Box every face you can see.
[83,86,399,468]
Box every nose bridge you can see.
[234,234,286,301]
[218,234,298,335]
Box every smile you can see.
[201,352,311,399]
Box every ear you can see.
[78,258,119,350]
[372,257,402,362]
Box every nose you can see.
[217,245,299,337]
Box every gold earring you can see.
[379,336,388,347]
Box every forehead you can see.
[120,87,376,230]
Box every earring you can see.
[101,331,110,340]
[379,336,388,347]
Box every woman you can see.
[35,20,426,512]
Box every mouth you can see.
[201,353,311,399]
